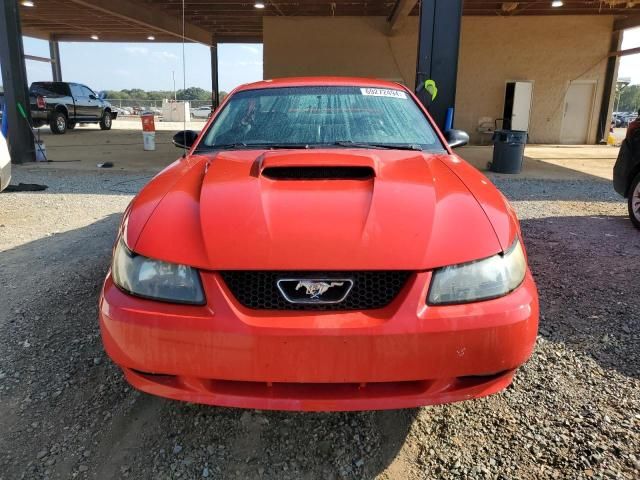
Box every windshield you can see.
[199,86,444,152]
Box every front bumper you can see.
[100,271,539,411]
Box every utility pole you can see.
[172,70,176,100]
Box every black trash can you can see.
[489,130,528,174]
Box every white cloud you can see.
[152,51,178,62]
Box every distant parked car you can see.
[0,133,10,192]
[111,107,129,117]
[613,113,622,127]
[613,128,640,229]
[29,82,117,134]
[191,106,213,119]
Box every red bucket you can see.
[140,113,155,132]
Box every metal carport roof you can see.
[18,1,640,45]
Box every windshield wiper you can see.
[194,142,247,152]
[329,141,423,151]
[197,142,311,151]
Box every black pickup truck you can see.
[28,82,117,134]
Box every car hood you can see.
[128,149,504,271]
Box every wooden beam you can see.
[24,54,51,63]
[387,0,418,34]
[21,27,49,41]
[67,0,213,45]
[609,46,640,57]
[614,15,640,31]
[216,36,262,44]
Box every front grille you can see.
[220,271,412,311]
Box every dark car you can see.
[613,129,640,229]
[29,82,116,134]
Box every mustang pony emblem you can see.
[296,281,345,299]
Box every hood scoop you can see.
[262,165,374,180]
[259,150,377,181]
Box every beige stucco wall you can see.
[264,17,418,87]
[263,16,614,144]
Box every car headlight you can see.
[111,238,205,305]
[428,238,526,305]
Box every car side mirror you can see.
[89,94,97,100]
[173,130,199,149]
[445,129,470,149]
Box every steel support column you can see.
[211,44,220,108]
[597,31,622,143]
[415,0,463,130]
[0,0,35,164]
[49,39,62,82]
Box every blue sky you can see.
[618,27,640,85]
[5,27,640,93]
[20,37,263,93]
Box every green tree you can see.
[104,90,130,100]
[147,91,172,100]
[104,87,217,102]
[124,88,149,100]
[176,87,211,101]
[618,84,640,113]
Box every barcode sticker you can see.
[360,88,407,99]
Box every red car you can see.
[100,77,538,411]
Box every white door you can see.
[561,82,596,144]
[511,82,533,131]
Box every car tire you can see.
[50,111,67,135]
[100,111,112,130]
[628,172,640,230]
[67,122,76,130]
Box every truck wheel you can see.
[67,122,76,130]
[50,111,67,134]
[628,172,640,230]
[99,112,112,130]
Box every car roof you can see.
[235,77,407,92]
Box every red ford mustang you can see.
[99,77,538,411]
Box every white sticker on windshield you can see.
[360,88,407,99]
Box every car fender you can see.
[53,103,69,118]
[437,154,520,252]
[122,155,207,250]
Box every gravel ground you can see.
[0,165,638,480]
